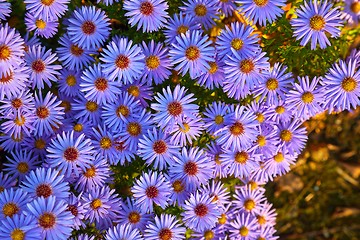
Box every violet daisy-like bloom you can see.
[164,14,201,45]
[144,214,186,240]
[169,147,214,192]
[58,69,81,97]
[205,142,228,179]
[82,186,121,230]
[224,49,270,99]
[91,124,120,160]
[254,124,279,158]
[217,22,260,59]
[253,63,293,105]
[192,226,225,240]
[182,191,221,232]
[170,30,215,79]
[0,173,16,194]
[0,214,41,240]
[73,93,102,125]
[181,0,219,29]
[323,59,360,112]
[66,193,86,230]
[170,114,204,146]
[236,0,286,26]
[264,100,294,124]
[0,24,25,74]
[67,6,110,50]
[0,64,29,101]
[203,102,230,135]
[21,167,70,200]
[117,197,153,232]
[141,40,172,85]
[233,186,266,215]
[0,133,25,152]
[106,224,143,240]
[22,134,52,159]
[26,196,74,240]
[1,110,36,138]
[131,171,171,213]
[0,89,34,117]
[33,91,64,136]
[221,147,261,179]
[80,64,121,104]
[123,0,169,32]
[25,13,59,39]
[46,131,95,178]
[0,0,11,21]
[24,0,69,20]
[255,202,277,228]
[291,0,343,50]
[118,109,154,152]
[264,147,297,177]
[25,45,62,90]
[286,76,324,121]
[0,188,30,220]
[100,37,145,84]
[277,119,308,155]
[196,55,225,89]
[138,127,180,170]
[200,180,230,211]
[151,85,198,131]
[341,0,360,25]
[122,80,154,107]
[3,151,39,182]
[215,105,259,151]
[228,212,259,239]
[57,34,96,70]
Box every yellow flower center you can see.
[127,85,140,97]
[73,123,83,132]
[84,165,96,178]
[257,135,266,147]
[35,138,46,149]
[70,45,84,56]
[11,229,25,240]
[2,202,19,217]
[240,59,254,74]
[86,101,98,112]
[239,226,249,236]
[194,4,207,16]
[310,15,326,31]
[35,19,46,29]
[177,25,189,34]
[341,77,357,92]
[60,101,71,112]
[256,113,264,123]
[257,215,267,225]
[180,123,190,133]
[39,213,56,229]
[17,162,29,174]
[218,213,227,224]
[172,180,184,193]
[0,45,11,60]
[235,151,248,164]
[91,199,102,209]
[36,106,49,119]
[275,106,285,114]
[100,137,112,149]
[116,105,130,117]
[127,122,142,136]
[128,211,141,223]
[204,230,215,240]
[230,121,244,136]
[146,55,160,70]
[14,116,26,126]
[214,115,224,124]
[185,46,200,61]
[274,152,284,162]
[266,78,278,90]
[244,199,255,211]
[231,38,244,50]
[214,154,221,165]
[351,2,360,13]
[208,61,218,74]
[253,0,268,7]
[301,91,314,104]
[41,0,54,6]
[94,78,108,91]
[280,129,292,142]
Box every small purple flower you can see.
[144,214,186,240]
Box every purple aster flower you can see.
[205,142,228,179]
[236,0,286,26]
[233,186,266,216]
[67,6,110,50]
[106,223,143,240]
[0,214,41,239]
[24,0,69,20]
[224,49,269,99]
[80,64,121,104]
[253,63,293,105]
[138,127,180,170]
[323,59,360,112]
[0,188,30,221]
[66,193,86,230]
[192,226,226,240]
[169,114,204,146]
[341,0,360,25]
[203,102,230,135]
[254,123,279,158]
[0,132,25,152]
[58,69,81,97]
[169,147,214,192]
[26,196,74,240]
[219,0,236,17]
[151,85,198,132]
[247,100,268,125]
[102,92,142,130]
[221,147,261,179]
[255,202,277,228]
[181,0,219,29]
[22,134,52,159]
[215,105,259,151]
[118,109,154,151]
[141,40,172,85]
[25,45,61,90]
[0,63,29,101]
[164,14,201,44]
[122,80,154,107]
[217,22,260,59]
[100,37,145,84]
[144,214,186,240]
[21,167,70,200]
[67,118,93,138]
[117,197,153,232]
[82,186,121,230]
[0,89,34,118]
[33,91,64,136]
[73,93,102,125]
[25,13,59,38]
[170,30,215,79]
[123,0,169,32]
[131,171,171,213]
[46,131,95,178]
[182,191,221,231]
[200,180,230,211]
[1,110,35,138]
[277,119,308,155]
[228,212,259,239]
[74,155,111,192]
[291,0,343,50]
[91,124,120,160]
[264,147,297,177]
[0,24,25,74]
[3,151,39,182]
[0,173,16,194]
[0,0,11,21]
[286,76,324,121]
[196,55,225,89]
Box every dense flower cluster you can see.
[0,0,359,239]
